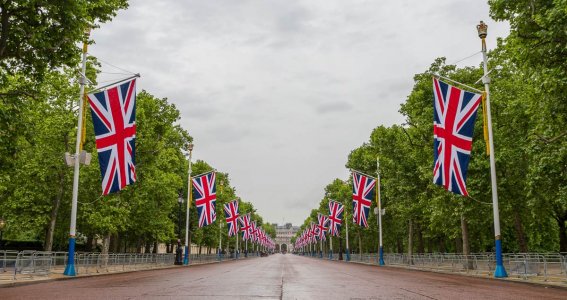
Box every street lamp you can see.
[184,142,193,265]
[477,20,507,278]
[218,222,223,261]
[175,194,184,265]
[0,217,6,251]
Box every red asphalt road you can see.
[1,254,566,299]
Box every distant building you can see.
[275,223,300,252]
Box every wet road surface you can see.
[2,254,566,299]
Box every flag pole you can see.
[64,29,90,277]
[329,235,333,260]
[218,221,222,261]
[477,21,507,278]
[377,156,385,266]
[345,210,351,261]
[236,226,239,259]
[319,236,323,258]
[183,143,193,265]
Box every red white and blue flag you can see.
[316,214,329,241]
[223,200,239,237]
[327,200,344,236]
[352,171,376,227]
[87,79,137,195]
[308,223,316,244]
[192,171,217,227]
[250,221,259,243]
[238,213,252,241]
[433,78,481,196]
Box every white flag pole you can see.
[377,156,385,266]
[345,210,350,261]
[64,29,90,277]
[477,21,507,278]
[183,143,193,265]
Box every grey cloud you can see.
[315,101,353,114]
[90,0,509,225]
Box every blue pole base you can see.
[183,247,189,265]
[319,251,323,258]
[494,264,508,278]
[63,237,76,276]
[494,238,508,278]
[379,246,385,266]
[329,250,333,260]
[345,249,351,262]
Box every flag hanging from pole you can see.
[351,171,376,227]
[316,214,329,241]
[433,77,482,196]
[87,79,137,195]
[223,200,240,237]
[192,171,217,227]
[238,213,252,241]
[327,200,344,236]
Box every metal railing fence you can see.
[0,250,260,281]
[301,251,567,282]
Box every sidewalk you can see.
[342,257,567,289]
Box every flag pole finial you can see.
[477,21,488,51]
[476,21,488,39]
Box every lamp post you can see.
[64,28,90,277]
[184,143,193,265]
[0,217,5,251]
[218,222,223,261]
[377,156,385,266]
[477,20,507,278]
[175,195,183,265]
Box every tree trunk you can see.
[102,234,111,254]
[85,236,93,252]
[416,223,425,254]
[111,234,119,253]
[188,232,192,255]
[513,210,528,252]
[101,233,111,269]
[408,219,413,265]
[557,216,567,252]
[44,172,65,251]
[461,214,470,255]
[438,237,446,253]
[144,241,151,253]
[397,237,403,253]
[358,232,362,256]
[461,214,473,269]
[153,241,158,253]
[455,237,462,253]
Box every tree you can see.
[490,0,567,251]
[0,0,128,78]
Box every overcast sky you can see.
[89,0,509,226]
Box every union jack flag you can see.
[87,79,137,195]
[433,78,481,196]
[192,172,217,227]
[316,214,329,241]
[250,221,258,243]
[238,213,252,241]
[327,200,344,236]
[352,171,376,227]
[308,223,317,244]
[223,200,239,237]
